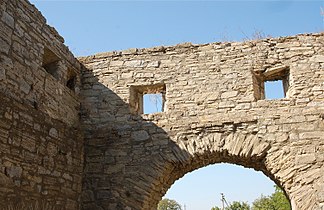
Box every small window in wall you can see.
[130,84,166,114]
[66,68,77,92]
[143,93,163,114]
[253,65,289,100]
[42,47,60,80]
[264,80,285,99]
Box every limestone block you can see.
[219,101,235,108]
[299,131,324,140]
[131,130,150,141]
[221,91,238,99]
[1,11,14,29]
[124,60,146,68]
[19,79,31,94]
[121,72,133,79]
[0,69,5,80]
[310,55,324,63]
[110,60,124,67]
[0,38,10,54]
[49,127,58,139]
[147,61,160,68]
[0,172,13,187]
[295,154,316,165]
[5,166,22,178]
[122,48,138,55]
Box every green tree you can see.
[252,186,291,210]
[158,198,182,210]
[211,186,290,210]
[230,201,250,210]
[211,201,250,210]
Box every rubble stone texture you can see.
[1,0,324,210]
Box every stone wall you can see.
[1,0,324,210]
[0,0,83,209]
[80,33,324,210]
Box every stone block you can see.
[49,128,58,138]
[0,69,5,80]
[221,91,238,99]
[310,55,324,63]
[0,38,10,54]
[295,154,316,165]
[219,101,235,108]
[19,79,31,94]
[1,11,14,29]
[5,166,22,178]
[124,60,146,68]
[147,61,160,68]
[131,130,150,141]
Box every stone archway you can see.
[140,124,292,210]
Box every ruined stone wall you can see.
[0,0,83,209]
[1,0,324,209]
[80,33,324,210]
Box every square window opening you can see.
[143,93,163,114]
[253,65,289,100]
[130,84,166,115]
[264,80,285,99]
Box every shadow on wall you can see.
[80,65,180,209]
[80,66,289,210]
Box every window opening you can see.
[143,93,163,114]
[66,76,76,91]
[264,80,285,99]
[42,47,60,80]
[130,84,166,114]
[161,163,290,210]
[253,65,289,100]
[66,68,77,92]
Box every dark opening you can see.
[66,75,76,91]
[42,47,60,80]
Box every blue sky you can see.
[30,0,323,209]
[31,0,323,57]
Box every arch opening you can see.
[160,163,291,210]
[142,148,293,210]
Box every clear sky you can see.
[29,0,323,209]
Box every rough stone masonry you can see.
[1,0,324,210]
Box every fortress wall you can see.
[80,33,324,210]
[80,34,324,124]
[0,0,324,209]
[0,0,83,209]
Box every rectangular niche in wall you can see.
[66,68,77,92]
[253,65,289,100]
[42,47,60,80]
[129,84,166,114]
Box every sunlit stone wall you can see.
[80,33,324,210]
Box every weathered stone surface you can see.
[1,0,324,210]
[131,130,150,141]
[0,69,5,80]
[80,32,324,210]
[6,166,22,178]
[0,1,83,209]
[49,127,58,138]
[1,11,14,29]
